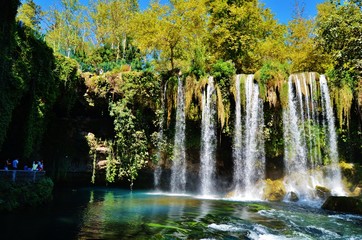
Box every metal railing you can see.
[0,170,46,182]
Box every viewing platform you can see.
[0,170,46,183]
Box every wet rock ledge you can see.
[322,196,362,215]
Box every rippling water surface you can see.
[1,188,362,239]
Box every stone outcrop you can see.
[288,191,299,202]
[315,186,331,199]
[322,196,362,215]
[263,179,286,202]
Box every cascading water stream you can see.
[233,75,243,193]
[170,77,186,193]
[302,75,313,163]
[283,75,309,198]
[165,72,343,199]
[233,74,265,199]
[320,75,344,195]
[154,83,167,190]
[283,73,345,199]
[309,73,321,166]
[243,75,265,199]
[200,76,217,196]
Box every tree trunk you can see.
[122,33,127,60]
[116,41,120,61]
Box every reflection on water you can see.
[0,187,362,239]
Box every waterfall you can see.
[233,75,243,193]
[309,73,322,166]
[200,76,217,196]
[154,83,167,190]
[283,73,345,199]
[243,75,265,199]
[283,75,309,197]
[170,77,187,193]
[233,74,265,199]
[320,75,344,195]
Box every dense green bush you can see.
[211,60,236,83]
[0,177,54,212]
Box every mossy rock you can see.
[351,185,362,197]
[247,203,271,212]
[322,196,362,215]
[315,186,331,199]
[263,179,286,202]
[339,161,357,185]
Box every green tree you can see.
[132,0,208,71]
[0,0,80,157]
[109,100,149,188]
[16,0,43,31]
[286,0,325,73]
[45,0,89,57]
[315,0,362,129]
[89,0,139,61]
[316,0,362,86]
[207,0,283,73]
[0,0,20,149]
[257,9,288,65]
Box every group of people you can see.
[29,160,44,171]
[3,158,44,171]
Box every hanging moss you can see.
[279,81,289,108]
[210,60,235,129]
[230,75,236,103]
[240,76,246,110]
[255,61,289,108]
[195,77,209,113]
[215,86,226,129]
[185,75,198,118]
[331,84,353,128]
[231,74,247,110]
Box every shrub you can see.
[0,177,54,212]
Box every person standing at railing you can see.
[12,158,19,170]
[37,160,43,171]
[32,161,38,171]
[4,159,10,170]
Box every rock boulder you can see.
[263,179,286,202]
[322,196,362,215]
